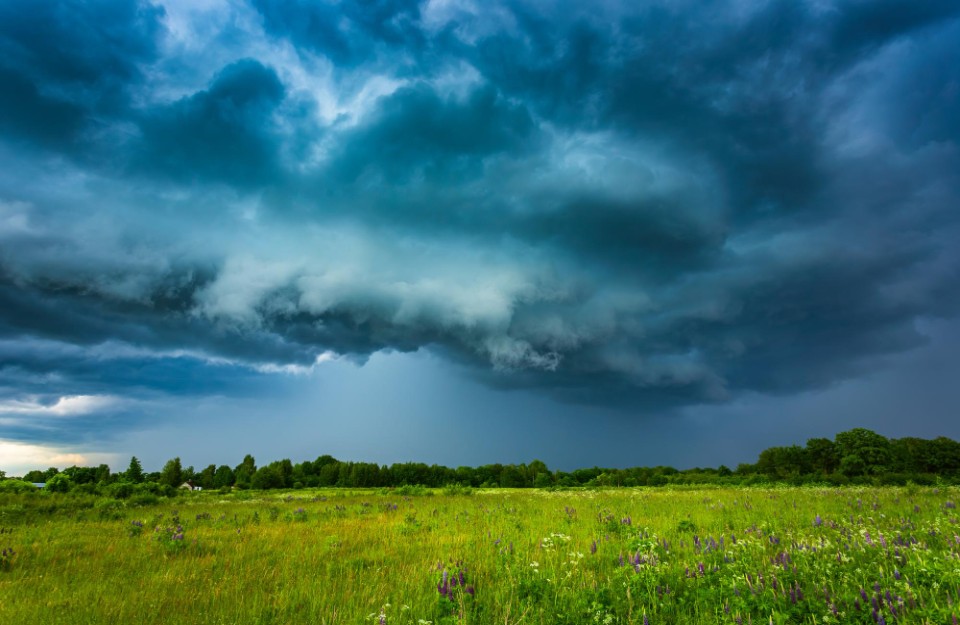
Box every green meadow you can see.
[1,486,959,625]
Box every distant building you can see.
[179,481,202,491]
[32,483,45,489]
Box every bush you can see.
[129,493,160,507]
[0,480,39,495]
[95,499,124,520]
[441,483,474,496]
[107,482,134,499]
[45,474,72,493]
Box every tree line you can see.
[3,428,960,495]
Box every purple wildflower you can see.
[814,515,823,527]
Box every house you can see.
[179,481,202,491]
[32,483,45,489]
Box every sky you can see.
[1,0,959,476]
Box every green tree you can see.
[834,428,890,475]
[197,464,217,489]
[213,465,235,488]
[160,457,183,487]
[499,465,525,488]
[756,446,810,478]
[234,454,256,489]
[45,473,72,493]
[251,465,284,490]
[806,438,838,474]
[839,453,867,477]
[526,460,549,487]
[95,464,111,484]
[125,456,145,483]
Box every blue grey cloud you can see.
[1,0,959,448]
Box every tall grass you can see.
[1,486,958,624]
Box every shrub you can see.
[441,483,474,496]
[45,474,72,493]
[0,480,38,495]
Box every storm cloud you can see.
[1,0,959,450]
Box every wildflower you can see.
[590,540,597,554]
[814,515,823,527]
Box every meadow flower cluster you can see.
[435,561,475,622]
[0,545,14,571]
[129,519,144,537]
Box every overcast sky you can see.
[1,0,959,475]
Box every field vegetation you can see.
[1,485,960,624]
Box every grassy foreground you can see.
[1,486,959,624]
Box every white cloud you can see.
[0,395,122,417]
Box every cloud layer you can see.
[1,0,959,444]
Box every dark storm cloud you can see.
[252,0,425,67]
[0,0,164,150]
[328,82,536,184]
[1,0,960,446]
[135,59,287,186]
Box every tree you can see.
[197,464,217,489]
[45,473,72,493]
[160,457,183,487]
[757,446,810,478]
[251,465,284,490]
[213,465,235,488]
[834,429,890,475]
[526,460,549,487]
[806,438,838,474]
[22,470,45,483]
[234,454,256,489]
[125,457,145,483]
[499,465,525,488]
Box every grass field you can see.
[1,486,959,624]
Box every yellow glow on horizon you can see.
[0,440,119,477]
